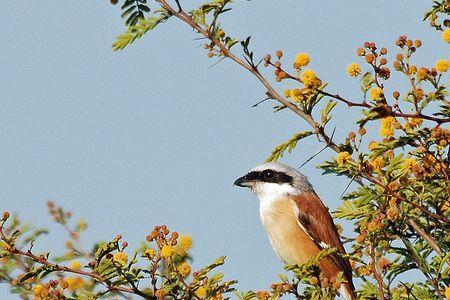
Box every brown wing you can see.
[291,192,354,289]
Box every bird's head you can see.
[234,162,314,200]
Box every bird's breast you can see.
[259,196,320,265]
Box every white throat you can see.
[253,182,299,204]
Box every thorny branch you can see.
[268,60,450,124]
[155,0,341,154]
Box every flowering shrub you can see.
[1,0,450,299]
[0,203,235,299]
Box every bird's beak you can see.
[234,174,255,188]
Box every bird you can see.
[234,161,355,300]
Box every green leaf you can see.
[266,131,314,162]
[121,5,136,19]
[113,14,169,51]
[321,100,337,125]
[360,72,374,95]
[333,199,371,220]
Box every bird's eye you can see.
[261,170,274,180]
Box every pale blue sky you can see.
[1,1,448,298]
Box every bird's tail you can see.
[338,282,356,300]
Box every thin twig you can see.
[155,0,341,154]
[363,173,448,223]
[174,0,182,12]
[370,244,386,300]
[252,97,271,108]
[339,176,356,201]
[298,145,328,170]
[269,61,450,124]
[406,219,443,256]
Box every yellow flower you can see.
[370,87,384,101]
[66,276,84,291]
[408,118,423,128]
[336,151,351,166]
[416,67,429,81]
[177,262,191,277]
[161,244,175,258]
[443,29,450,43]
[413,88,424,101]
[377,257,391,270]
[294,53,310,67]
[442,201,450,214]
[70,260,81,270]
[113,251,128,266]
[195,286,207,298]
[435,59,450,73]
[346,63,361,77]
[76,218,87,231]
[33,284,43,296]
[155,289,167,299]
[178,235,192,251]
[445,286,450,299]
[370,157,384,172]
[301,69,321,88]
[380,117,396,137]
[211,293,223,300]
[408,65,417,75]
[255,291,269,300]
[33,284,49,298]
[368,141,378,151]
[289,88,303,102]
[403,157,418,170]
[144,248,156,258]
[367,219,382,232]
[283,89,291,98]
[387,204,399,221]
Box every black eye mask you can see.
[245,169,293,184]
